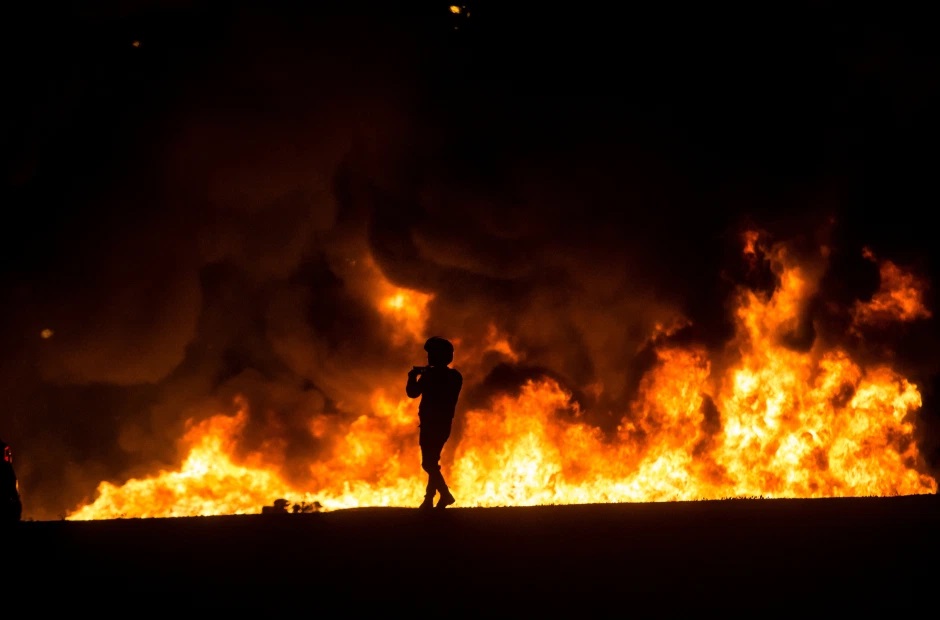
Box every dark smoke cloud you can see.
[2,2,939,519]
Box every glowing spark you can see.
[40,329,54,339]
[450,5,461,14]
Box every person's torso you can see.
[1,462,17,497]
[418,366,462,421]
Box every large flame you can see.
[67,233,938,520]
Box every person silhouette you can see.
[406,336,463,510]
[1,439,22,523]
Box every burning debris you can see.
[261,498,322,514]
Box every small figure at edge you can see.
[1,439,22,523]
[406,336,463,510]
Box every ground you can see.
[6,495,938,614]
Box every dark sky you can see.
[3,1,940,519]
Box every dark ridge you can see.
[7,495,938,613]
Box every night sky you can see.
[3,2,940,519]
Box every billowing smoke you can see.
[2,3,938,519]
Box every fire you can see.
[66,232,937,520]
[483,322,520,362]
[68,405,294,520]
[381,289,432,343]
[361,254,433,345]
[852,248,931,328]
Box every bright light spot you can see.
[449,5,461,13]
[378,286,433,345]
[40,329,54,339]
[131,40,141,48]
[385,293,406,311]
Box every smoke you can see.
[2,2,938,519]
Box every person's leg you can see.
[421,439,445,490]
[435,448,455,508]
[436,482,455,509]
[420,424,454,507]
[426,424,455,508]
[420,431,444,508]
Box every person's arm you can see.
[446,369,463,412]
[406,366,424,398]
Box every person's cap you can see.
[424,336,454,356]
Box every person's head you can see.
[424,336,454,367]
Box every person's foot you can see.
[436,491,456,509]
[418,496,435,510]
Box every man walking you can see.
[406,337,463,509]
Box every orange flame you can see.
[852,248,931,329]
[380,289,433,344]
[483,322,520,362]
[68,404,293,520]
[66,233,937,520]
[353,253,433,345]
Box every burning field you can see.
[59,232,939,520]
[2,4,939,525]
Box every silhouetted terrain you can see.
[6,496,938,613]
